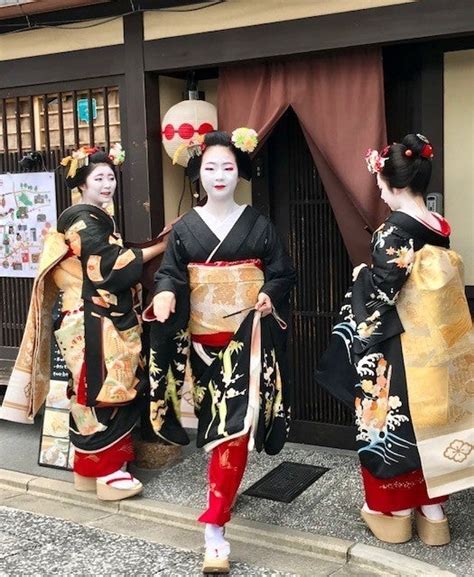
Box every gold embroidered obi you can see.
[188,259,264,339]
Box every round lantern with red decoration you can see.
[161,95,217,167]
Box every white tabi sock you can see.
[421,504,445,521]
[97,468,140,490]
[363,502,412,517]
[204,523,230,557]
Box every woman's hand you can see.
[255,292,273,317]
[152,291,176,323]
[142,239,167,263]
[352,263,367,282]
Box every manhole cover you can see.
[243,461,329,503]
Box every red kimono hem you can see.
[361,466,447,513]
[73,433,135,477]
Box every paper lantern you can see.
[162,100,217,167]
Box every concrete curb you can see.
[0,468,456,577]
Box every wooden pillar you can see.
[121,12,164,241]
[121,13,176,463]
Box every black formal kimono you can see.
[148,205,296,454]
[55,205,147,453]
[316,211,473,507]
[0,204,148,472]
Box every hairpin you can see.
[365,148,386,174]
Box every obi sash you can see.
[397,244,474,498]
[188,259,264,347]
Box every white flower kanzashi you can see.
[108,143,126,166]
[231,128,258,153]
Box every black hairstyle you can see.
[379,133,433,197]
[65,150,115,190]
[186,130,253,183]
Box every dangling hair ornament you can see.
[365,148,387,174]
[416,133,434,159]
[108,143,126,165]
[60,146,98,178]
[420,143,434,159]
[405,149,413,157]
[231,127,259,153]
[172,134,206,166]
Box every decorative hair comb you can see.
[172,134,205,165]
[60,144,125,178]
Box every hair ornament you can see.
[231,127,259,153]
[172,134,205,166]
[416,133,429,143]
[404,149,413,157]
[365,148,387,174]
[420,143,434,159]
[108,143,126,166]
[60,146,98,179]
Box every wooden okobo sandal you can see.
[361,509,412,543]
[73,473,96,492]
[202,548,230,575]
[96,472,143,501]
[415,508,450,546]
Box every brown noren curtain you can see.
[218,48,389,264]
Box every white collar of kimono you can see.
[194,204,246,241]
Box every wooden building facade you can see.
[0,0,473,448]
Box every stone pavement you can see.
[0,469,455,577]
[0,507,294,576]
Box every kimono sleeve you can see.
[355,221,415,308]
[260,221,296,307]
[153,228,189,296]
[65,212,143,293]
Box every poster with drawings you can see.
[0,172,56,278]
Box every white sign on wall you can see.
[0,172,57,278]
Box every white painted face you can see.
[80,164,116,207]
[199,145,239,201]
[376,173,400,211]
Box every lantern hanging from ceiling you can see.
[161,89,217,168]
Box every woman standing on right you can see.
[316,134,473,546]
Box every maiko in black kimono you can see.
[316,211,473,509]
[55,204,147,454]
[148,205,296,455]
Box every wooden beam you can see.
[121,11,164,241]
[0,75,122,98]
[0,0,205,29]
[0,1,108,20]
[144,0,474,72]
[0,47,124,90]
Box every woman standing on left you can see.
[1,145,164,501]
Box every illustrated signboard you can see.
[0,172,56,278]
[38,295,74,471]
